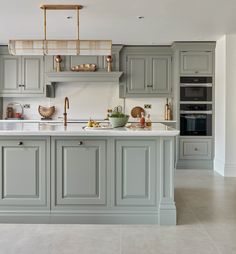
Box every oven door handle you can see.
[180,83,212,87]
[180,110,212,114]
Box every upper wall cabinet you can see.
[120,47,172,98]
[180,51,213,76]
[0,50,44,97]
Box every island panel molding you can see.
[0,137,50,211]
[0,123,179,225]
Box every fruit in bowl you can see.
[109,112,129,128]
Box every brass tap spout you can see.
[63,97,69,126]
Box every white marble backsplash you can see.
[3,82,168,121]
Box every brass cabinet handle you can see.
[194,148,198,151]
[147,84,153,87]
[78,141,83,145]
[18,141,23,146]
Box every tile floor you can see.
[0,170,235,254]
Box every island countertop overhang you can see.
[0,122,179,136]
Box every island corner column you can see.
[158,136,176,225]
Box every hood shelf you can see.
[46,71,123,98]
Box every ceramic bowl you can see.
[109,115,129,128]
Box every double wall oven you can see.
[180,77,213,136]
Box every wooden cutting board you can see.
[131,106,145,118]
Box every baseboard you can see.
[224,164,236,177]
[177,160,213,170]
[0,212,159,224]
[214,159,236,177]
[214,158,225,176]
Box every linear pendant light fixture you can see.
[8,4,112,56]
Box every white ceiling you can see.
[0,0,236,45]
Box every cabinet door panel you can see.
[0,56,21,93]
[151,56,171,94]
[115,140,156,206]
[54,139,106,206]
[127,56,149,93]
[180,51,213,75]
[0,140,47,207]
[22,56,44,94]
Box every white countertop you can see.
[0,118,177,123]
[0,122,179,136]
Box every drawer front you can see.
[180,139,212,160]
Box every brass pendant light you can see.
[8,4,112,56]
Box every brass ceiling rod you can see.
[40,5,83,10]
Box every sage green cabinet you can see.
[0,54,44,96]
[21,56,44,94]
[52,138,107,209]
[125,54,172,96]
[120,46,172,98]
[126,55,149,94]
[115,140,157,207]
[179,138,212,160]
[180,51,213,75]
[0,138,49,210]
[0,55,21,94]
[150,56,172,94]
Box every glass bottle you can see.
[146,114,152,128]
[140,112,145,128]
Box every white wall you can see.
[214,34,236,177]
[3,83,168,121]
[214,36,226,175]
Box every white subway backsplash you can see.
[3,83,168,121]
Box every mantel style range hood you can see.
[9,4,112,56]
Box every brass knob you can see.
[78,141,83,145]
[18,141,23,146]
[194,148,198,151]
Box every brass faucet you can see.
[63,97,69,126]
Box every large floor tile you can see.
[0,170,235,254]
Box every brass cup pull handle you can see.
[147,84,153,87]
[78,141,83,145]
[18,141,23,146]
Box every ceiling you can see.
[0,0,236,45]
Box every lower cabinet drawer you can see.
[180,138,212,160]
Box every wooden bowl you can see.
[38,106,55,119]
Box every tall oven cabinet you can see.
[172,42,216,170]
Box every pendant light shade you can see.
[8,5,112,56]
[9,40,112,56]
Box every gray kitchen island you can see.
[0,122,179,225]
